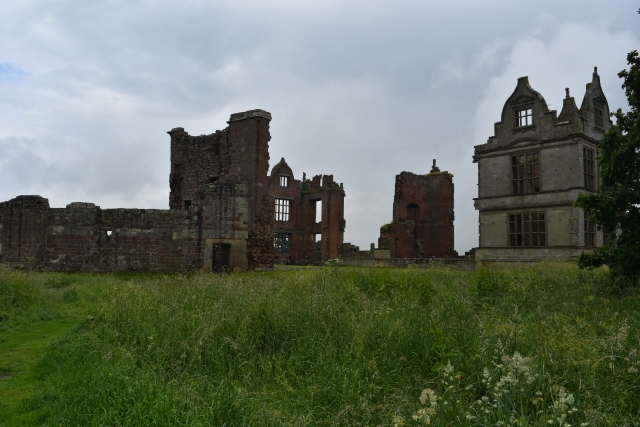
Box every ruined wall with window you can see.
[377,161,456,259]
[473,68,612,262]
[0,109,350,271]
[268,158,346,264]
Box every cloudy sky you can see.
[1,0,638,253]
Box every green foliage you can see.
[575,50,640,286]
[0,264,632,426]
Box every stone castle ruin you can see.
[0,110,345,271]
[0,68,611,270]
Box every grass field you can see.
[1,264,639,426]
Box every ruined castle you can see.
[0,68,610,270]
[0,110,345,271]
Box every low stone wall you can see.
[335,257,476,270]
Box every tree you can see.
[575,50,640,286]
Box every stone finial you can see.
[565,88,570,99]
[594,66,598,75]
[303,172,306,181]
[431,159,440,173]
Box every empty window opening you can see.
[406,203,420,221]
[274,233,290,252]
[209,176,219,183]
[314,234,321,252]
[594,104,604,128]
[509,212,546,247]
[183,200,192,210]
[584,215,595,247]
[211,243,231,272]
[315,199,322,223]
[512,153,540,194]
[274,198,291,222]
[106,230,113,237]
[584,147,596,191]
[515,108,532,127]
[279,175,289,187]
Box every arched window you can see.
[406,203,420,221]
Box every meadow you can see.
[1,263,639,426]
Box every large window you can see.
[584,147,596,191]
[515,108,532,127]
[584,216,595,247]
[274,198,291,222]
[274,233,290,252]
[512,153,540,194]
[509,212,546,247]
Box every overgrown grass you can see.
[2,264,640,426]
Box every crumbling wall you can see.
[378,162,455,258]
[0,196,50,268]
[246,194,275,269]
[168,128,230,210]
[268,158,346,265]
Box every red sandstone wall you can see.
[169,129,227,210]
[268,160,346,265]
[380,170,455,259]
[0,196,50,268]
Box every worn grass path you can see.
[0,316,81,426]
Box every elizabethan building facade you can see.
[473,68,611,262]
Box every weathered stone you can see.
[473,68,611,262]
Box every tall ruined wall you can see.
[168,110,272,232]
[268,158,346,264]
[169,128,228,210]
[379,166,455,258]
[0,196,50,268]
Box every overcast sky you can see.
[1,0,638,254]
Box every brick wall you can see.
[378,166,456,259]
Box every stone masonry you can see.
[0,109,346,271]
[473,68,612,262]
[377,160,456,258]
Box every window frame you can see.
[515,108,533,128]
[279,175,290,187]
[583,147,596,191]
[511,151,541,195]
[593,99,605,129]
[274,232,290,252]
[274,198,291,222]
[508,212,546,247]
[584,214,595,247]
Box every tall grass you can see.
[10,264,640,425]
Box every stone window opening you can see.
[594,101,604,128]
[584,214,595,247]
[509,212,546,247]
[313,234,321,252]
[515,108,533,127]
[406,203,420,221]
[584,147,596,191]
[274,198,291,222]
[183,200,192,210]
[274,232,290,252]
[315,199,322,223]
[106,230,113,237]
[511,152,540,194]
[279,175,289,187]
